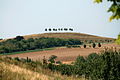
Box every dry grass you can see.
[0,57,84,80]
[24,32,114,41]
[0,62,51,80]
[1,32,115,43]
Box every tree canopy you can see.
[94,0,120,21]
[0,37,83,54]
[116,34,120,44]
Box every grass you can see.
[0,56,85,80]
[1,48,54,55]
[24,32,115,42]
[0,62,45,80]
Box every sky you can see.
[0,0,120,39]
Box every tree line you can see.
[45,28,73,31]
[0,36,82,54]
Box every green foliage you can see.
[94,0,102,3]
[92,43,96,48]
[47,50,120,80]
[48,55,57,64]
[0,37,83,54]
[14,36,24,41]
[98,43,101,47]
[1,50,120,80]
[116,34,120,45]
[94,0,120,21]
[83,44,86,48]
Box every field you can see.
[8,43,120,64]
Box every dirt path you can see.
[8,43,120,63]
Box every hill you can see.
[24,32,115,43]
[0,32,115,43]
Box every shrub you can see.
[48,55,57,64]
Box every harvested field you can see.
[8,43,120,63]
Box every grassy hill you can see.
[24,32,115,43]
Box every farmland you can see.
[8,43,120,63]
[1,43,120,80]
[1,32,120,80]
[0,32,118,63]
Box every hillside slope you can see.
[0,57,83,80]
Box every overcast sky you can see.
[0,0,120,39]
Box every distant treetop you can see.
[14,36,24,41]
[45,28,73,32]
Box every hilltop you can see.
[0,32,115,43]
[24,32,115,43]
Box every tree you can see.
[0,38,3,40]
[84,44,87,48]
[45,28,47,31]
[94,0,120,21]
[48,28,52,31]
[116,33,120,45]
[92,43,96,48]
[69,28,73,31]
[64,28,68,31]
[98,43,101,47]
[14,36,24,41]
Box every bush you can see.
[48,55,57,64]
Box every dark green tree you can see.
[92,43,96,48]
[98,43,101,47]
[84,44,87,48]
[48,55,57,64]
[14,36,24,41]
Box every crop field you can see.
[8,43,120,63]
